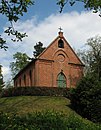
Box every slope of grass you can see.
[0,96,72,115]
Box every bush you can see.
[66,113,101,130]
[70,76,101,123]
[0,111,100,130]
[1,87,70,97]
[0,111,67,130]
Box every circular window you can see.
[57,54,65,62]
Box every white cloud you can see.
[0,11,101,82]
[2,66,10,75]
[2,66,11,81]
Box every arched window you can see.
[57,72,66,88]
[29,70,32,86]
[19,78,21,86]
[58,39,64,48]
[24,74,26,86]
[15,81,17,87]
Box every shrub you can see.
[0,111,67,130]
[70,76,101,123]
[66,113,101,130]
[0,111,100,130]
[1,87,70,97]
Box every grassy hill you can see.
[0,96,100,130]
[0,96,72,115]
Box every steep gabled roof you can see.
[38,31,84,66]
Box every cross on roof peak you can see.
[58,27,63,32]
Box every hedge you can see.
[1,86,70,97]
[0,111,101,130]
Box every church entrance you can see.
[57,72,66,88]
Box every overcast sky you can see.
[0,1,101,83]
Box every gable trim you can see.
[68,62,85,67]
[38,34,84,66]
[62,37,84,65]
[37,36,60,59]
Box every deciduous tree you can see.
[77,35,101,80]
[10,52,30,77]
[33,42,46,58]
[57,0,101,15]
[0,0,34,50]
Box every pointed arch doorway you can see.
[57,72,66,88]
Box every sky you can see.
[0,0,101,83]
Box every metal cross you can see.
[58,27,63,32]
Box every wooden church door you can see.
[57,73,66,88]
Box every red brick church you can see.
[14,31,84,88]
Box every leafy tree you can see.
[70,76,101,123]
[86,36,101,80]
[6,79,13,88]
[0,0,34,50]
[70,36,101,123]
[77,35,101,80]
[10,52,30,77]
[33,42,46,58]
[57,0,101,15]
[0,65,5,91]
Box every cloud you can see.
[0,11,101,82]
[2,66,11,81]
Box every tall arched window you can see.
[57,72,66,88]
[29,70,32,86]
[58,39,64,48]
[19,78,21,87]
[24,74,26,86]
[15,81,17,87]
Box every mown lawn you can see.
[0,96,73,115]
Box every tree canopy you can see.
[71,35,101,123]
[0,0,34,50]
[33,42,46,58]
[77,35,101,80]
[10,52,30,77]
[57,0,101,15]
[70,75,101,123]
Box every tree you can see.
[33,42,46,58]
[70,76,101,123]
[77,35,101,81]
[70,35,101,123]
[0,65,5,91]
[10,52,30,77]
[0,0,34,50]
[57,0,101,15]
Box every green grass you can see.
[0,96,73,115]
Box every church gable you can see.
[38,32,83,65]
